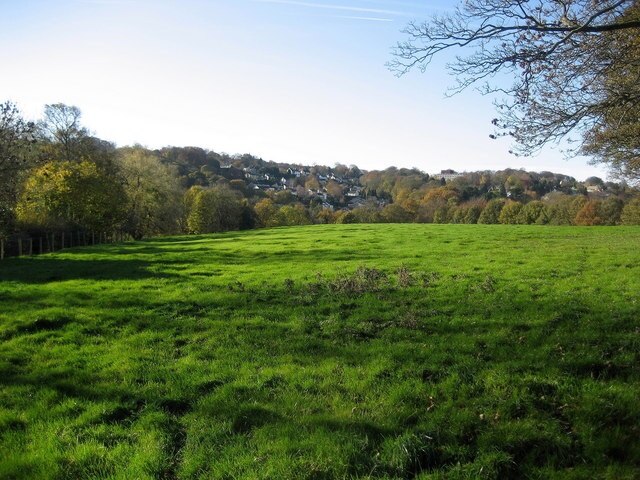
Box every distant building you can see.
[346,186,362,197]
[431,169,465,182]
[286,167,309,178]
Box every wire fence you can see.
[0,231,131,260]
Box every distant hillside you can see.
[3,101,639,245]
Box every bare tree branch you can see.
[388,0,640,180]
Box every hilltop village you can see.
[174,148,625,213]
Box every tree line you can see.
[1,101,639,245]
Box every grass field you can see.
[1,224,639,479]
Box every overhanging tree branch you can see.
[388,0,640,181]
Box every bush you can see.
[478,199,506,224]
[620,197,640,225]
[519,201,546,224]
[574,200,603,226]
[186,185,242,233]
[498,201,523,224]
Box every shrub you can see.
[621,197,640,225]
[478,199,506,224]
[498,201,523,224]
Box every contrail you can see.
[251,0,408,17]
[336,15,394,22]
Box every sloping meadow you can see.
[0,224,639,479]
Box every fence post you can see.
[1,239,4,260]
[39,237,43,255]
[52,233,55,252]
[61,232,65,249]
[92,231,95,245]
[18,239,22,257]
[29,238,33,256]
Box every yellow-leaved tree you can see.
[16,160,125,232]
[116,147,183,239]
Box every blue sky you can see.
[1,0,609,179]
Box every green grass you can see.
[1,224,639,479]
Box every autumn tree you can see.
[254,198,284,228]
[335,210,357,224]
[581,5,640,183]
[117,147,183,239]
[464,201,485,224]
[597,197,624,225]
[449,202,484,224]
[499,201,524,224]
[390,1,640,181]
[381,203,413,223]
[187,185,242,233]
[478,198,506,224]
[183,185,204,224]
[229,179,248,196]
[569,196,588,224]
[543,193,588,225]
[545,193,576,225]
[186,185,243,234]
[274,190,295,205]
[573,197,625,226]
[519,200,547,224]
[451,206,466,224]
[16,160,125,232]
[415,187,458,223]
[0,101,36,234]
[280,204,311,226]
[574,200,603,225]
[325,180,345,203]
[304,175,320,192]
[621,197,640,224]
[351,203,382,223]
[314,208,337,224]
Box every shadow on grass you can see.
[36,245,382,273]
[0,256,176,284]
[140,230,262,244]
